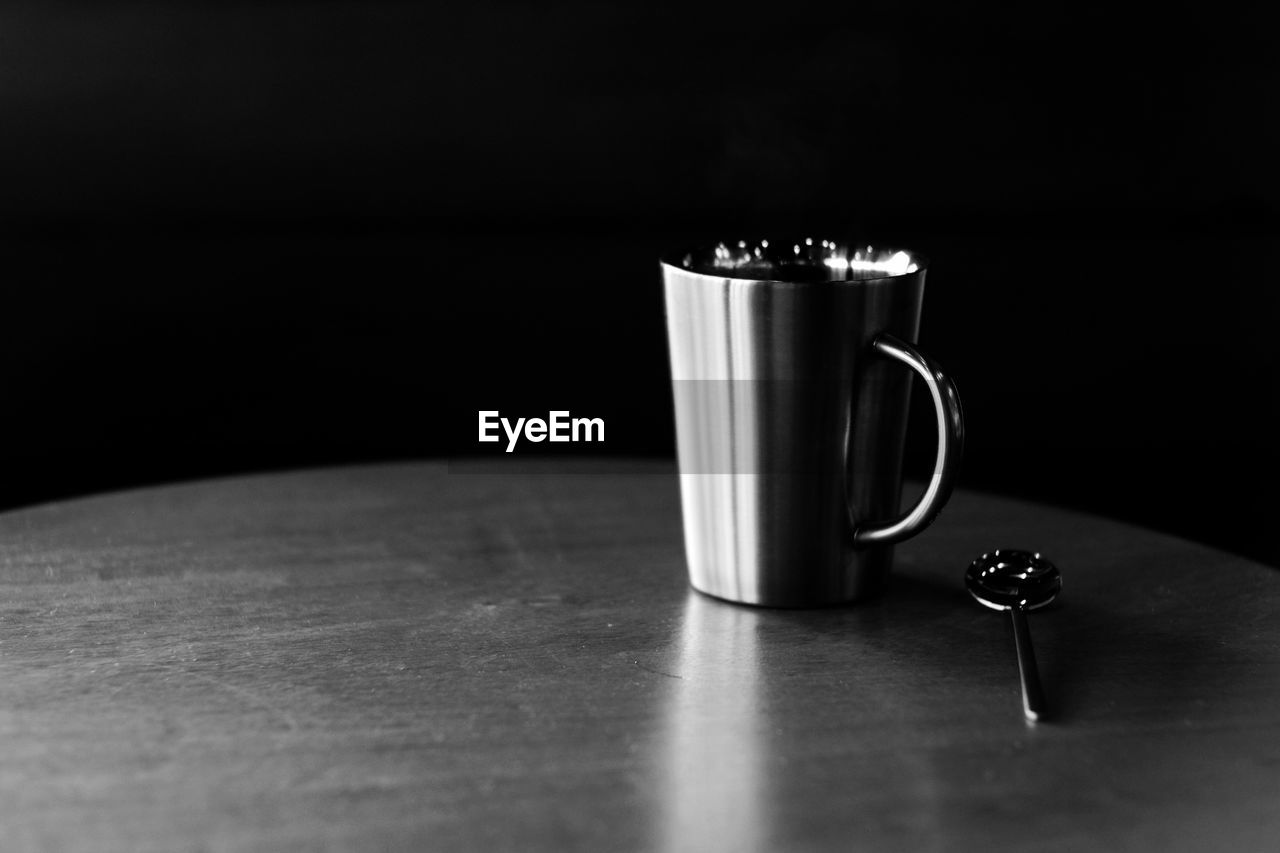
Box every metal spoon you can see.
[965,549,1062,723]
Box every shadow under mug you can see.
[661,239,964,607]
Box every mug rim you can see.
[660,239,929,284]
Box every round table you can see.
[1,461,1277,851]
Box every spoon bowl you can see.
[965,549,1061,612]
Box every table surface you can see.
[1,461,1277,852]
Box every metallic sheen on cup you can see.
[662,239,964,607]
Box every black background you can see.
[2,2,1276,563]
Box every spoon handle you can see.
[1010,606,1047,722]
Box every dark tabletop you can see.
[1,460,1277,851]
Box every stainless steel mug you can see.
[662,239,964,606]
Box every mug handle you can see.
[851,333,965,548]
